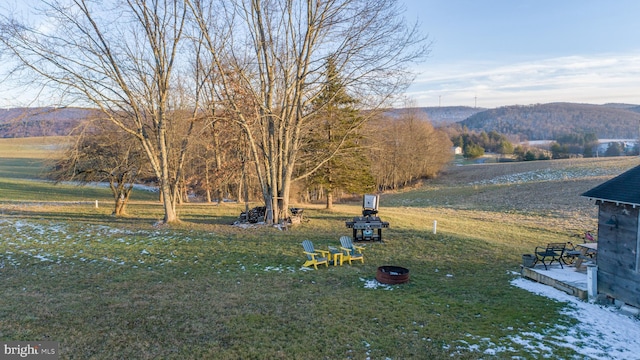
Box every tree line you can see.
[0,0,434,224]
[447,126,639,162]
[48,105,452,216]
[449,129,513,159]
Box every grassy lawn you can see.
[1,209,571,359]
[1,138,636,359]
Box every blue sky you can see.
[403,0,640,108]
[2,1,639,109]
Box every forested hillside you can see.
[393,106,484,124]
[3,103,640,140]
[0,107,93,138]
[458,103,640,140]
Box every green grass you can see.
[0,138,620,359]
[1,212,574,359]
[0,204,581,359]
[0,158,49,179]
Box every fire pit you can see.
[376,265,410,284]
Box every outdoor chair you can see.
[339,236,364,265]
[533,242,566,270]
[563,242,582,264]
[564,231,597,264]
[301,240,329,269]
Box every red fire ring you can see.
[376,265,410,284]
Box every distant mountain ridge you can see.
[398,106,485,124]
[457,103,640,141]
[0,107,95,138]
[3,103,640,140]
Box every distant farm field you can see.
[0,136,69,159]
[0,137,158,203]
[1,136,639,359]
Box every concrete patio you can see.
[520,260,596,301]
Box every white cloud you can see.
[406,53,640,108]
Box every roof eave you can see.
[582,196,640,208]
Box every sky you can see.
[2,1,640,109]
[402,0,640,108]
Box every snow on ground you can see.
[361,270,640,359]
[469,167,618,186]
[512,277,640,360]
[361,278,394,290]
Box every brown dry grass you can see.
[382,156,640,241]
[433,157,637,186]
[0,136,68,159]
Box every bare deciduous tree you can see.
[50,121,150,216]
[368,110,453,190]
[188,0,429,223]
[0,0,193,223]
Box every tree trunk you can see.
[160,181,178,223]
[114,196,127,216]
[111,182,134,217]
[204,162,212,203]
[212,125,223,205]
[326,191,333,210]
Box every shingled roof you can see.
[582,165,640,207]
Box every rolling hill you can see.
[3,103,640,141]
[0,107,94,138]
[456,103,640,141]
[397,106,485,125]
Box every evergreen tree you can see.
[298,57,375,208]
[605,142,624,157]
[464,143,485,159]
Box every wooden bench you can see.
[534,242,567,270]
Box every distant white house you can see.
[452,146,463,155]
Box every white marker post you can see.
[587,264,598,300]
[433,220,437,234]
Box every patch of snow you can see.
[469,168,618,186]
[264,265,297,273]
[510,277,640,359]
[58,181,158,192]
[361,277,394,290]
[32,254,52,262]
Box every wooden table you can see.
[328,246,343,266]
[574,242,597,270]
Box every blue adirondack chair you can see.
[301,240,329,269]
[339,236,364,265]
